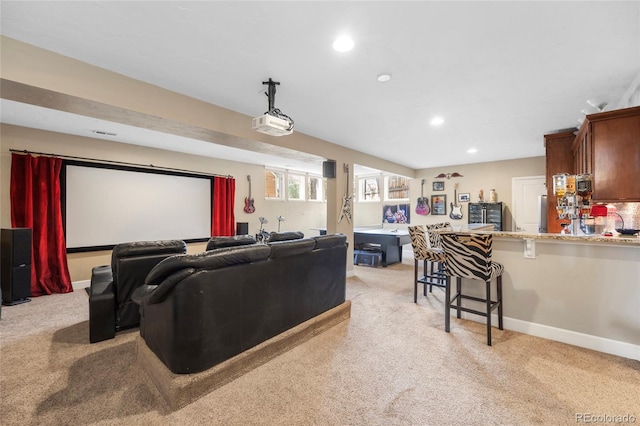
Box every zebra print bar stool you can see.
[440,232,504,346]
[424,222,451,290]
[408,225,447,303]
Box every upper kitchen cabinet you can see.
[573,106,640,202]
[544,131,575,233]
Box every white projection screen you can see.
[64,163,212,251]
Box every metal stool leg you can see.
[456,277,462,319]
[497,276,503,330]
[486,280,492,346]
[414,259,418,303]
[445,276,451,333]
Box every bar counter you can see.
[442,229,639,360]
[486,230,640,246]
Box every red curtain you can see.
[211,176,236,236]
[10,153,73,296]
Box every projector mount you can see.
[261,78,294,131]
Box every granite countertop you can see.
[487,231,640,246]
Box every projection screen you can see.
[63,162,212,252]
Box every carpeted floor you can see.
[1,260,638,425]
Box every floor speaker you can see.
[236,222,249,235]
[323,160,336,179]
[1,228,32,305]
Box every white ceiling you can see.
[1,1,639,175]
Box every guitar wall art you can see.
[449,183,463,220]
[243,175,255,214]
[415,179,430,215]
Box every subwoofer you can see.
[236,222,249,235]
[1,228,32,305]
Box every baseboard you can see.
[504,316,640,361]
[73,279,90,290]
[138,300,352,411]
[452,309,640,361]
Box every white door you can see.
[512,176,547,232]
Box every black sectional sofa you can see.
[132,233,348,374]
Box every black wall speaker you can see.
[323,160,336,179]
[236,222,249,235]
[1,228,32,305]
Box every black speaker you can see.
[1,228,32,305]
[323,160,336,179]
[236,222,249,235]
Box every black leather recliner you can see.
[89,240,187,343]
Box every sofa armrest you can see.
[90,265,113,293]
[132,268,196,306]
[89,265,115,343]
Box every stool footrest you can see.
[448,302,501,318]
[418,276,447,288]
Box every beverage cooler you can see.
[468,202,503,231]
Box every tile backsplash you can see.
[610,202,639,229]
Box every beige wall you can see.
[353,156,546,231]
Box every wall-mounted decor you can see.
[383,203,410,224]
[458,193,470,203]
[431,195,446,215]
[434,172,464,180]
[432,181,444,191]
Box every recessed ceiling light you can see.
[377,74,391,82]
[332,35,354,52]
[467,148,478,154]
[430,116,444,126]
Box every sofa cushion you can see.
[145,245,271,285]
[267,231,304,242]
[313,233,347,250]
[111,240,186,266]
[206,235,256,251]
[268,238,316,259]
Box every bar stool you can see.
[440,232,504,346]
[424,222,451,289]
[408,225,446,303]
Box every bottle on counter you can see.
[478,189,484,202]
[489,189,497,202]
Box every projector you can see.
[252,114,293,136]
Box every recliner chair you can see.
[89,240,187,343]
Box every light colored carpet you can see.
[1,260,639,425]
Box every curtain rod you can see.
[9,149,234,179]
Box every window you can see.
[358,176,380,201]
[386,175,410,200]
[308,175,324,201]
[287,172,306,201]
[265,169,285,199]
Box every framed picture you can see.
[431,195,446,215]
[383,203,410,224]
[432,181,444,191]
[458,193,470,203]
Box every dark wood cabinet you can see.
[544,131,575,233]
[545,106,640,232]
[573,124,592,175]
[578,106,640,202]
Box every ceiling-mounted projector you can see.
[252,114,293,136]
[253,78,294,137]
